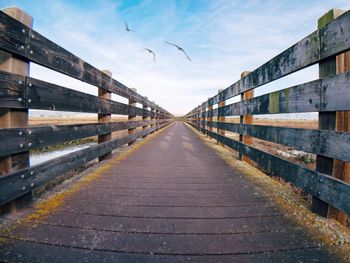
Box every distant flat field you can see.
[29,117,317,129]
[29,116,138,126]
[28,116,143,140]
[225,117,318,129]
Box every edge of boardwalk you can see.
[185,122,350,262]
[0,123,174,241]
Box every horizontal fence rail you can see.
[0,8,173,209]
[0,119,167,158]
[191,72,350,118]
[200,121,350,163]
[0,71,163,117]
[185,9,350,221]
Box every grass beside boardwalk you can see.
[186,123,350,262]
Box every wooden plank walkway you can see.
[0,122,343,262]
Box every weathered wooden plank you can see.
[203,80,321,118]
[0,72,157,116]
[27,77,132,115]
[202,121,350,163]
[311,10,340,218]
[332,48,350,224]
[200,71,350,118]
[0,10,28,58]
[0,122,170,206]
[239,71,253,162]
[0,120,166,157]
[0,70,26,109]
[189,123,350,216]
[97,69,112,161]
[0,7,32,212]
[321,70,350,111]
[0,11,170,114]
[320,10,350,59]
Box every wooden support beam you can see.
[150,101,155,132]
[200,105,204,133]
[156,105,160,131]
[207,98,213,135]
[311,8,345,218]
[239,71,254,163]
[0,7,32,213]
[196,105,201,130]
[217,89,225,146]
[331,50,350,225]
[98,70,112,162]
[142,96,148,138]
[128,88,137,145]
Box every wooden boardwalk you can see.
[0,122,342,262]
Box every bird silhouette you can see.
[143,48,156,62]
[124,21,135,32]
[165,41,192,61]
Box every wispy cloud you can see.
[2,0,350,115]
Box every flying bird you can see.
[143,48,156,62]
[124,20,135,32]
[165,41,192,61]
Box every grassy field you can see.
[29,116,132,125]
[225,117,318,129]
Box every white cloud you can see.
[16,0,350,115]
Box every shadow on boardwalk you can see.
[0,122,344,262]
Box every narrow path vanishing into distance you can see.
[0,122,343,262]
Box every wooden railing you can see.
[0,8,173,208]
[185,9,350,222]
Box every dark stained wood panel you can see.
[202,121,350,162]
[0,120,167,157]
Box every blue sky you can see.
[1,0,350,116]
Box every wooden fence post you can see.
[331,50,350,224]
[332,14,350,224]
[0,7,33,213]
[150,102,155,132]
[207,98,213,137]
[98,70,112,162]
[142,97,148,137]
[217,89,225,146]
[311,9,345,218]
[199,104,205,134]
[239,71,254,163]
[196,105,200,129]
[156,105,160,131]
[128,88,137,145]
